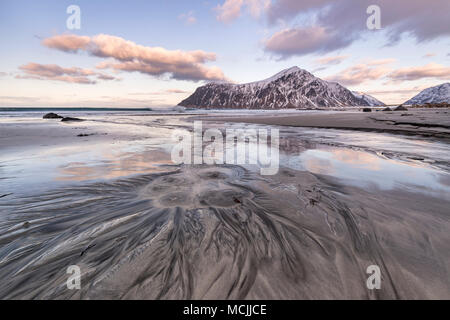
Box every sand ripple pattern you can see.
[0,165,448,299]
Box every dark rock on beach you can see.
[43,113,63,119]
[394,105,408,111]
[44,113,84,122]
[362,108,372,112]
[382,107,392,111]
[61,117,84,122]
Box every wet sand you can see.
[0,111,449,299]
[205,108,450,141]
[1,164,449,299]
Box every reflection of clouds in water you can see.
[301,149,382,173]
[303,157,335,175]
[301,127,450,167]
[57,149,172,181]
[297,148,450,193]
[331,149,381,171]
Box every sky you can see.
[0,0,449,108]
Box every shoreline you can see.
[201,108,450,141]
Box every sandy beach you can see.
[1,0,449,307]
[0,109,449,299]
[204,108,450,141]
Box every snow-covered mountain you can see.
[179,67,377,109]
[404,83,450,105]
[352,91,385,106]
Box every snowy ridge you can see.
[244,66,303,87]
[404,83,450,105]
[352,91,385,106]
[179,66,379,109]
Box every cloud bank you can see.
[387,63,450,82]
[325,63,392,86]
[262,0,450,58]
[325,61,449,86]
[43,34,227,82]
[264,26,353,58]
[18,63,117,84]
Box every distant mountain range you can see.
[404,83,450,105]
[179,67,384,109]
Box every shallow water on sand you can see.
[2,112,450,197]
[293,148,450,195]
[0,112,449,299]
[215,121,450,197]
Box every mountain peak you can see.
[262,66,307,80]
[179,67,376,109]
[274,66,302,76]
[404,83,450,105]
[244,66,311,87]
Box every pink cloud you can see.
[264,26,351,58]
[42,34,91,52]
[263,0,450,57]
[96,74,117,81]
[216,0,244,23]
[325,64,392,86]
[165,89,190,94]
[178,11,197,25]
[325,61,450,86]
[314,55,349,65]
[215,0,268,23]
[266,0,331,23]
[366,59,397,66]
[18,63,118,84]
[387,63,450,81]
[129,89,191,96]
[42,34,227,82]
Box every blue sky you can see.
[0,0,449,107]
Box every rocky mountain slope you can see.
[404,83,450,105]
[352,91,385,106]
[179,67,381,109]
